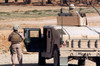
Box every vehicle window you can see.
[48,31,50,38]
[30,31,39,38]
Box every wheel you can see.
[95,57,100,66]
[38,52,46,65]
[54,48,60,66]
[78,58,85,66]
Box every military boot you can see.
[12,64,15,66]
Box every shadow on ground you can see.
[68,64,78,66]
[0,63,53,66]
[0,64,78,66]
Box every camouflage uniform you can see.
[69,4,80,16]
[69,10,79,16]
[8,25,25,66]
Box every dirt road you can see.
[0,52,53,66]
[0,52,96,66]
[0,6,66,12]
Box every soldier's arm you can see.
[8,33,12,41]
[19,33,25,40]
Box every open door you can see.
[24,28,42,52]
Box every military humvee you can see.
[56,8,100,66]
[24,8,100,66]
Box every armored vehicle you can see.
[24,8,100,66]
[56,7,100,66]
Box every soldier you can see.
[69,4,85,17]
[8,25,25,66]
[69,4,79,16]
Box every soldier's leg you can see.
[17,44,23,66]
[10,47,16,66]
[11,54,16,65]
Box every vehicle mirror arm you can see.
[86,0,100,16]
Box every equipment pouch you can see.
[10,48,15,54]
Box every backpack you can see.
[10,32,23,43]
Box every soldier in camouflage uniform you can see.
[69,4,83,17]
[8,25,25,66]
[69,4,79,16]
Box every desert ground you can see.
[0,2,100,66]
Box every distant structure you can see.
[5,0,31,4]
[23,0,31,4]
[4,0,100,6]
[5,0,18,3]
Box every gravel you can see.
[0,52,96,66]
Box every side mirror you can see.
[60,38,64,45]
[24,38,30,45]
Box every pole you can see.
[60,8,63,43]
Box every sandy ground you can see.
[0,52,54,66]
[0,52,96,66]
[0,6,67,12]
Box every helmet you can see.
[69,4,75,9]
[13,25,19,31]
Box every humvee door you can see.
[24,28,42,52]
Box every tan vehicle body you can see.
[41,26,60,58]
[56,11,100,66]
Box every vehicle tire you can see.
[95,57,100,66]
[54,48,60,66]
[38,52,46,65]
[78,58,85,66]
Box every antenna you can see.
[91,5,100,16]
[60,8,63,43]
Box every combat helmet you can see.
[13,25,19,31]
[69,4,75,10]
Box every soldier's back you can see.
[69,10,78,16]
